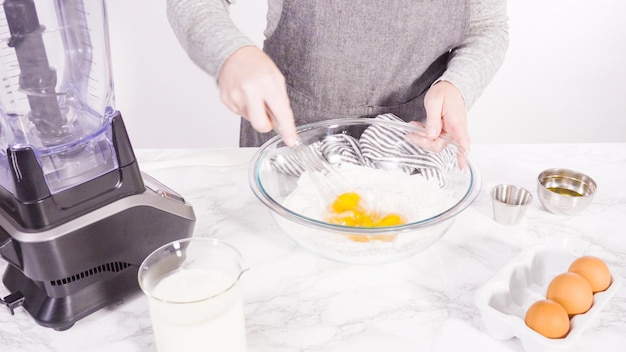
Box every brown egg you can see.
[568,256,612,293]
[525,299,570,338]
[546,272,594,315]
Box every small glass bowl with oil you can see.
[537,168,597,215]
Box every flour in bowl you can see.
[283,163,454,225]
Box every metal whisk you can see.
[268,110,350,202]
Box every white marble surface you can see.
[1,144,625,352]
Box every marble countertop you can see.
[1,144,625,352]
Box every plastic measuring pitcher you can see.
[0,0,118,194]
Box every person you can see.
[166,0,508,152]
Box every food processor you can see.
[0,0,195,330]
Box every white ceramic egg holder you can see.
[474,245,621,352]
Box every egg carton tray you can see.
[474,245,622,352]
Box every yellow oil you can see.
[547,187,582,197]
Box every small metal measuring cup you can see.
[491,184,533,225]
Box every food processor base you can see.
[0,179,195,330]
[3,262,138,331]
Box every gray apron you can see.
[240,0,470,147]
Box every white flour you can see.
[283,164,454,224]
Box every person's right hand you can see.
[217,45,298,146]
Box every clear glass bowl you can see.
[249,117,481,264]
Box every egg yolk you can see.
[327,192,406,227]
[331,192,361,213]
[326,192,406,242]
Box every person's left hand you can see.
[407,80,470,153]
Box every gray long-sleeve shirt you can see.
[166,0,508,108]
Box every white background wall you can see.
[107,0,626,148]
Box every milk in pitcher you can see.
[149,268,247,352]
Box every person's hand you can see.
[407,81,470,153]
[217,45,298,146]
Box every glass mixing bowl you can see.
[249,117,481,264]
